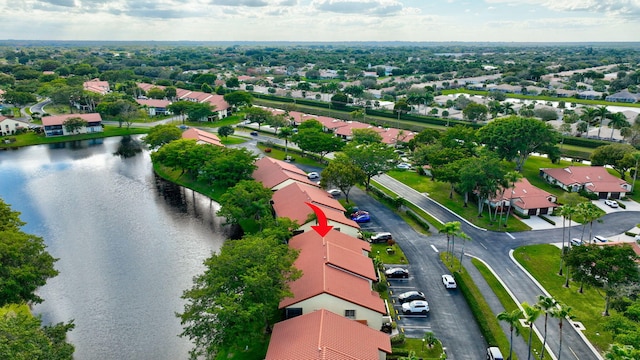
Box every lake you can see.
[0,136,228,360]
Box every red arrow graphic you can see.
[305,202,333,237]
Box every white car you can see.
[401,300,429,314]
[442,274,457,289]
[396,162,412,170]
[570,238,583,246]
[307,172,320,179]
[604,199,619,208]
[327,189,341,196]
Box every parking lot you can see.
[385,270,435,338]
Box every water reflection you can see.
[113,135,143,158]
[0,136,227,360]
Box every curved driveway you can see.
[373,173,640,360]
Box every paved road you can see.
[348,187,488,360]
[373,174,640,360]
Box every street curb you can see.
[373,175,487,232]
[470,255,557,360]
[508,250,605,360]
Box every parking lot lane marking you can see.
[506,232,515,239]
[402,326,432,330]
[569,346,579,359]
[479,241,488,250]
[430,245,439,253]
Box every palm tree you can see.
[556,205,576,276]
[502,171,523,227]
[278,127,294,159]
[607,112,630,140]
[550,303,574,360]
[522,302,542,360]
[440,221,463,264]
[497,309,523,360]
[576,201,601,244]
[595,105,610,139]
[458,233,471,271]
[504,102,515,115]
[536,295,558,360]
[580,107,598,137]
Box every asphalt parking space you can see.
[385,267,433,338]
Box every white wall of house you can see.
[0,118,27,136]
[299,220,360,238]
[285,293,384,330]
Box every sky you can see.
[1,0,640,42]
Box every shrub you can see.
[406,209,431,231]
[390,333,406,345]
[539,215,556,225]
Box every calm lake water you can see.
[0,136,228,360]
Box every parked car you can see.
[385,267,409,279]
[327,189,341,197]
[604,199,619,208]
[593,235,608,243]
[397,290,426,304]
[442,274,457,289]
[307,172,320,179]
[570,238,583,246]
[351,210,370,223]
[250,131,258,136]
[369,232,392,244]
[487,346,504,360]
[396,162,412,170]
[401,300,429,314]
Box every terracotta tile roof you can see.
[377,127,415,145]
[542,166,630,193]
[178,90,214,103]
[279,260,386,314]
[137,83,161,92]
[333,121,380,137]
[290,229,371,254]
[201,94,230,111]
[83,78,110,94]
[272,183,358,228]
[42,113,102,126]
[492,178,557,211]
[181,128,224,147]
[252,157,320,189]
[136,99,171,108]
[266,309,391,360]
[289,230,376,281]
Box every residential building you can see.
[0,116,30,136]
[271,182,360,237]
[605,90,640,103]
[41,113,103,137]
[540,166,631,199]
[83,78,110,95]
[136,99,171,116]
[266,309,391,360]
[252,157,320,190]
[488,178,558,216]
[181,127,224,147]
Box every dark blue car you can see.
[351,210,370,223]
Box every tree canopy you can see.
[320,153,365,203]
[477,116,560,171]
[178,232,301,358]
[143,124,182,149]
[590,143,638,180]
[343,141,398,190]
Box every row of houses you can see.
[136,83,231,120]
[251,156,392,359]
[261,107,416,146]
[488,166,631,217]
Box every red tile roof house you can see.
[83,78,110,95]
[41,113,103,137]
[136,83,231,120]
[265,309,391,360]
[540,166,631,200]
[271,182,360,238]
[252,156,320,191]
[181,127,224,147]
[135,99,171,116]
[488,178,558,216]
[280,231,388,330]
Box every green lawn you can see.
[513,244,614,353]
[390,338,445,360]
[386,170,531,232]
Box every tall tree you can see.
[477,116,560,171]
[292,128,344,164]
[550,303,574,360]
[536,295,558,360]
[607,112,630,140]
[440,221,465,264]
[497,308,523,360]
[143,124,182,149]
[277,127,294,158]
[343,141,398,191]
[320,154,365,203]
[522,302,542,360]
[62,117,87,134]
[501,171,523,227]
[351,128,382,144]
[217,180,274,230]
[590,143,638,180]
[178,232,301,358]
[217,125,234,139]
[595,105,610,139]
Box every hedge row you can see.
[405,209,431,231]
